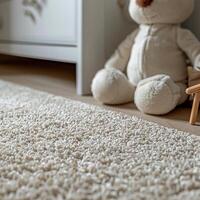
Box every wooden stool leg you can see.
[190,93,200,125]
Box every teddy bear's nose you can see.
[136,0,153,7]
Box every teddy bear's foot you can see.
[92,68,135,104]
[134,74,182,115]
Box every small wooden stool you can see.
[186,84,200,125]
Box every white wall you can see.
[185,0,200,39]
[104,0,136,60]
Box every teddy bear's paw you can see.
[91,68,135,105]
[134,74,181,115]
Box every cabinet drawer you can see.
[0,0,77,46]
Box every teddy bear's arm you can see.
[177,27,200,71]
[105,29,139,72]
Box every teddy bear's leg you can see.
[92,68,135,104]
[134,74,185,115]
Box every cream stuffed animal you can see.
[92,0,200,115]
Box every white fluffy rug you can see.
[0,81,200,200]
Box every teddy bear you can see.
[91,0,200,115]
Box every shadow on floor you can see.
[0,54,76,82]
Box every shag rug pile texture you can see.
[0,81,200,200]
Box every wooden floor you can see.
[0,55,199,136]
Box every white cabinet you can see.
[0,0,77,45]
[0,0,135,95]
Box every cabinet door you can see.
[0,0,78,45]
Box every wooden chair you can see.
[186,84,200,125]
